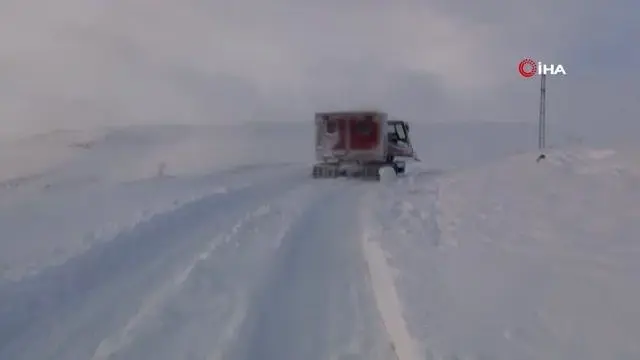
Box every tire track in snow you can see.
[0,167,313,360]
[0,162,299,283]
[90,207,268,360]
[90,180,327,360]
[205,183,339,360]
[227,182,392,360]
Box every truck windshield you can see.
[388,124,407,141]
[395,124,407,140]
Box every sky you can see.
[0,0,638,139]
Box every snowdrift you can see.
[368,145,640,359]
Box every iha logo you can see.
[518,58,566,78]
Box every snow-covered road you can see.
[0,161,422,360]
[229,181,391,360]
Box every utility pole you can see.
[536,74,547,162]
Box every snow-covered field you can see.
[0,122,638,360]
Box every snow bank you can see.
[440,147,640,253]
[0,123,312,281]
[368,146,640,359]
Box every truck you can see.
[311,110,419,181]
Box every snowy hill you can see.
[367,146,640,359]
[0,122,639,360]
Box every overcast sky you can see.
[0,0,638,137]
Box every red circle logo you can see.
[518,58,537,78]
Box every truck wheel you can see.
[394,162,406,174]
